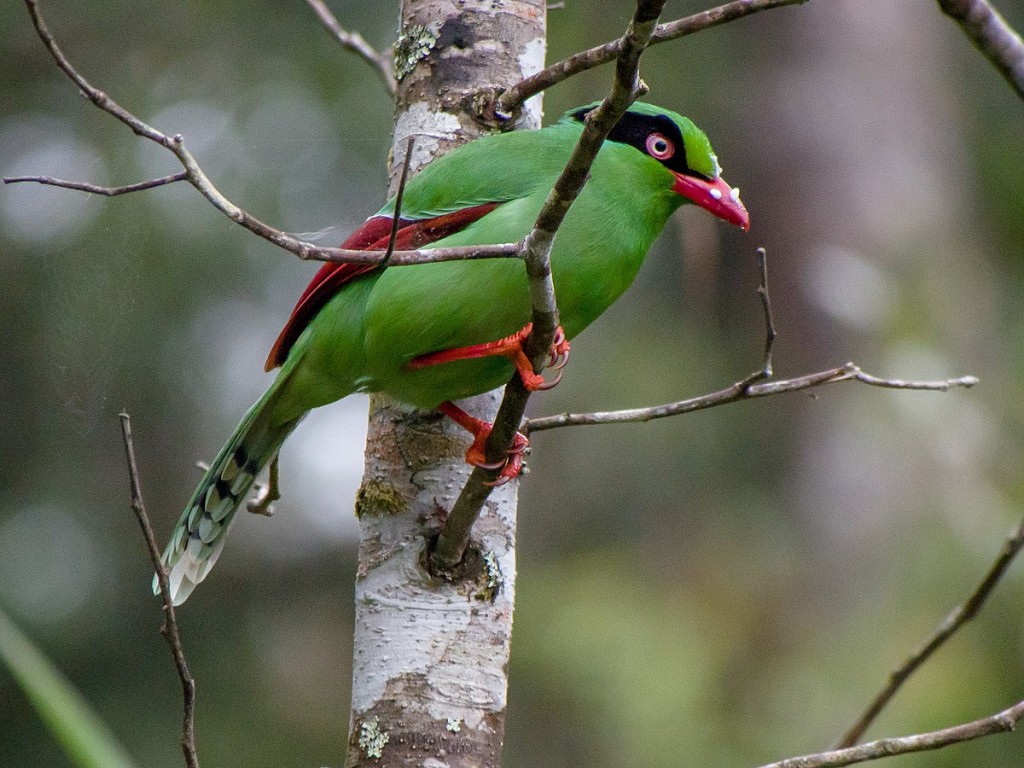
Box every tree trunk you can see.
[345,2,545,766]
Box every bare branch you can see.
[524,249,976,434]
[313,243,520,265]
[429,0,670,574]
[835,514,1024,747]
[119,413,199,768]
[756,697,1024,768]
[14,0,519,269]
[304,0,396,94]
[525,365,977,432]
[938,0,1024,102]
[850,370,981,390]
[5,167,517,262]
[497,0,809,116]
[3,172,188,196]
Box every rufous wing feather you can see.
[264,202,501,371]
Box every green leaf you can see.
[0,607,139,768]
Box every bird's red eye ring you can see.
[645,133,674,160]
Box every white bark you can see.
[346,2,545,766]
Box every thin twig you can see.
[303,0,396,94]
[3,171,188,196]
[2,172,516,263]
[429,0,670,574]
[497,0,809,116]
[735,246,777,389]
[754,247,777,377]
[756,696,1024,768]
[11,0,517,269]
[379,137,415,269]
[525,365,977,432]
[835,515,1024,747]
[938,0,1024,102]
[119,413,199,768]
[4,168,518,266]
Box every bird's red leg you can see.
[409,323,571,391]
[438,401,528,486]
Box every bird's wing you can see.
[265,202,501,370]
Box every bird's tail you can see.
[154,384,302,605]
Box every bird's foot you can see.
[438,401,529,486]
[409,323,570,392]
[547,326,571,372]
[467,430,528,486]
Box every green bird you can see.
[156,102,749,604]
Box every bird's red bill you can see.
[672,173,750,231]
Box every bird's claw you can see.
[518,325,571,391]
[483,462,521,487]
[549,351,569,371]
[521,368,563,391]
[481,450,525,486]
[548,327,571,369]
[545,326,571,372]
[466,430,529,485]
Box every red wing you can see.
[264,202,501,370]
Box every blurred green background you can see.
[3,0,1024,766]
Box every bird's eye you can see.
[645,133,674,160]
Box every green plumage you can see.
[156,103,742,604]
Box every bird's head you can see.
[567,102,750,232]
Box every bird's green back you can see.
[378,121,584,221]
[378,101,722,222]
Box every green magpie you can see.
[156,102,750,604]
